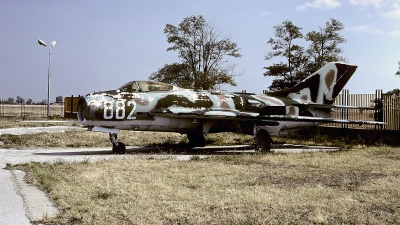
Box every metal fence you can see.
[0,96,80,119]
[0,99,64,118]
[382,94,400,130]
[327,90,400,131]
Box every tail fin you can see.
[269,62,357,104]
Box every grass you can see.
[0,129,257,149]
[11,147,400,224]
[2,117,400,224]
[0,117,256,149]
[0,116,75,128]
[0,127,375,150]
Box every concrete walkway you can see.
[0,167,31,225]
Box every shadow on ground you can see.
[33,144,339,156]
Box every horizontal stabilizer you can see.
[259,115,385,125]
[304,103,381,110]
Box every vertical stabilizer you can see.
[269,62,357,104]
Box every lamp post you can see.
[38,39,56,117]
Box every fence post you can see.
[0,99,3,117]
[20,101,25,120]
[70,95,74,114]
[398,96,400,131]
[375,89,383,130]
[60,98,64,117]
[341,89,349,129]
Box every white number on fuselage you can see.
[127,100,137,119]
[103,102,113,119]
[103,100,137,120]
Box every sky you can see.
[1,0,400,102]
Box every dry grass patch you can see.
[0,117,374,149]
[0,116,74,128]
[0,128,255,149]
[14,146,400,224]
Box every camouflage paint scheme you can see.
[77,62,384,151]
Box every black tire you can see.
[255,130,272,153]
[112,144,117,154]
[187,133,206,147]
[112,142,126,154]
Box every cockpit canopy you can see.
[119,81,177,92]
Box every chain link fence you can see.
[0,99,64,119]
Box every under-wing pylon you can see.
[77,62,384,153]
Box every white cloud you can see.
[296,0,341,11]
[261,11,272,16]
[347,25,385,34]
[388,30,400,36]
[349,0,387,9]
[349,1,400,23]
[381,2,400,19]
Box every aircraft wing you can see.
[153,109,385,125]
[158,110,257,119]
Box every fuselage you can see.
[77,81,328,136]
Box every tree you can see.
[264,18,346,91]
[389,62,400,96]
[263,20,307,91]
[385,89,400,96]
[149,15,242,90]
[5,97,14,104]
[305,18,346,73]
[16,96,24,104]
[150,63,194,88]
[26,99,33,105]
[56,96,63,103]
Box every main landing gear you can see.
[255,129,273,153]
[109,133,126,154]
[187,132,206,147]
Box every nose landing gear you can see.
[109,133,126,154]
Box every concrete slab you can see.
[12,170,59,221]
[0,167,31,225]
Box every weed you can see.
[190,155,201,161]
[68,215,83,224]
[94,189,114,200]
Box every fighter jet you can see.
[77,62,383,153]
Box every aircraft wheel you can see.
[255,130,272,153]
[112,145,117,154]
[187,133,206,147]
[112,142,126,154]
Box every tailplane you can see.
[269,62,357,104]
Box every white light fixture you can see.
[38,39,56,117]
